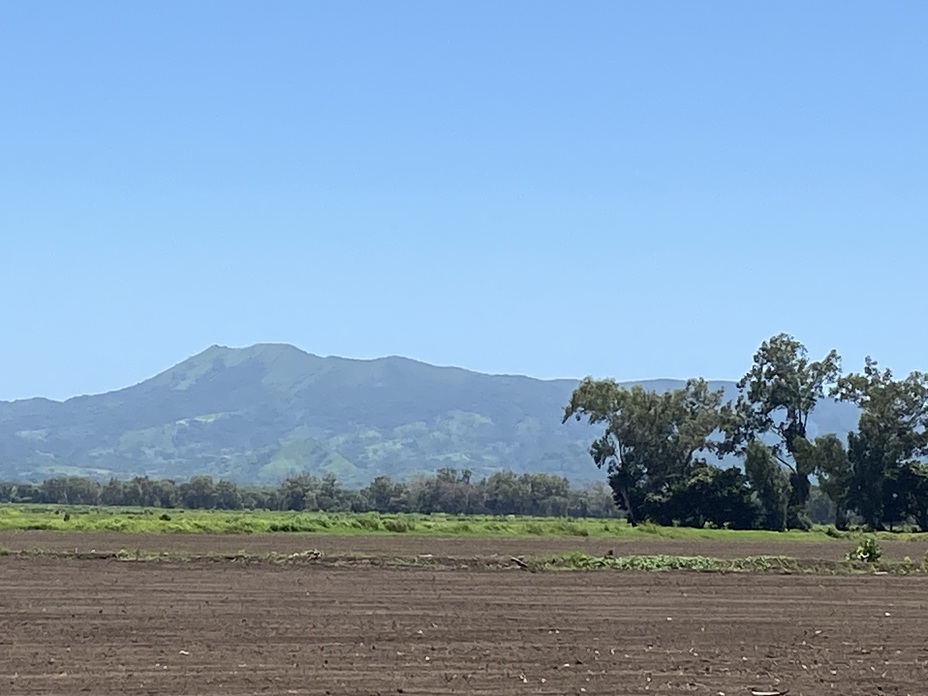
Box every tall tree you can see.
[794,434,852,529]
[836,358,928,530]
[743,440,789,530]
[723,334,841,529]
[363,476,410,513]
[564,378,724,525]
[214,479,243,510]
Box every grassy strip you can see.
[518,551,928,575]
[3,503,928,542]
[2,544,928,575]
[1,505,616,536]
[533,547,928,573]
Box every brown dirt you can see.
[2,537,928,695]
[2,529,927,561]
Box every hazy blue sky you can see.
[2,2,926,401]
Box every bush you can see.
[159,513,172,521]
[847,537,882,563]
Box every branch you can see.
[772,450,796,473]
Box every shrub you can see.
[159,513,172,522]
[847,537,882,563]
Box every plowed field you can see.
[2,533,927,695]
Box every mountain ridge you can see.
[0,343,858,485]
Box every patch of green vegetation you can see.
[1,504,927,545]
[531,552,802,573]
[2,543,926,575]
[846,537,882,563]
[528,551,925,575]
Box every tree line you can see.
[565,333,928,531]
[0,468,620,518]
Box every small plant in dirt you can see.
[846,537,882,563]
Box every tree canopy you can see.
[566,334,928,532]
[563,378,755,526]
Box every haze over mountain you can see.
[0,344,859,485]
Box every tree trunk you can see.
[619,488,637,526]
[834,507,849,531]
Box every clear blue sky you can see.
[2,2,926,401]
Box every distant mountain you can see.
[0,344,860,485]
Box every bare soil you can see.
[2,529,927,560]
[2,533,928,695]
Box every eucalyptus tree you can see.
[722,333,841,528]
[563,377,727,526]
[836,358,928,530]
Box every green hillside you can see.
[0,344,860,485]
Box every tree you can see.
[179,475,217,509]
[101,478,126,506]
[836,358,928,530]
[645,461,758,529]
[723,334,841,529]
[795,434,851,529]
[567,481,620,518]
[743,440,789,530]
[411,468,481,514]
[483,471,528,515]
[363,476,410,513]
[564,378,725,526]
[214,479,243,510]
[317,473,348,512]
[522,473,571,516]
[903,463,928,532]
[279,474,319,511]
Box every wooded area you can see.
[566,333,928,531]
[0,468,619,518]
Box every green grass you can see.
[533,552,804,572]
[1,503,926,542]
[2,543,927,575]
[526,551,928,574]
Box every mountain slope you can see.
[0,344,860,485]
